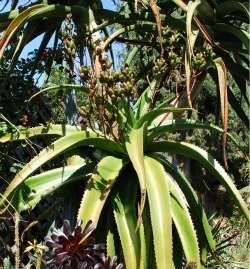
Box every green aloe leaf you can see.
[155,154,215,264]
[146,141,250,222]
[119,96,135,129]
[195,0,215,24]
[77,156,124,227]
[0,131,121,209]
[186,0,200,56]
[134,79,157,119]
[0,123,81,143]
[148,119,243,153]
[144,155,172,269]
[113,172,140,269]
[28,26,56,78]
[168,171,200,267]
[125,125,147,227]
[134,108,194,129]
[6,19,41,68]
[13,163,95,212]
[138,201,152,269]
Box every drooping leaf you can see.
[0,123,81,143]
[0,4,46,59]
[27,84,89,102]
[213,57,228,169]
[13,163,95,212]
[0,131,121,210]
[185,0,200,107]
[148,119,243,153]
[213,23,250,50]
[0,4,94,59]
[228,87,249,129]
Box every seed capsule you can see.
[95,46,103,54]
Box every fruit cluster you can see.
[61,13,77,61]
[78,53,136,133]
[192,43,216,70]
[153,27,184,77]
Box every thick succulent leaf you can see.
[0,131,121,209]
[77,156,124,227]
[134,80,157,119]
[146,141,250,222]
[0,9,19,31]
[125,125,147,227]
[12,163,95,212]
[125,46,139,66]
[113,173,140,269]
[118,96,135,129]
[106,227,116,259]
[0,124,82,143]
[218,41,248,54]
[144,156,172,269]
[148,119,243,153]
[138,201,152,269]
[102,23,161,50]
[93,9,186,33]
[209,67,249,124]
[134,108,194,129]
[167,171,200,267]
[155,154,215,262]
[221,52,249,82]
[236,52,250,66]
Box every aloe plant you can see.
[0,84,249,268]
[0,1,249,268]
